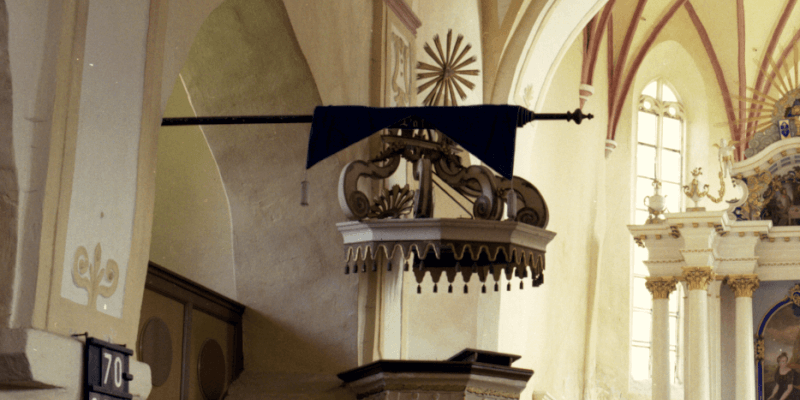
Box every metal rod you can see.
[517,108,594,126]
[161,108,593,127]
[161,115,313,126]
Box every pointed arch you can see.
[684,1,736,147]
[609,0,687,140]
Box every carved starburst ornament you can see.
[417,30,479,106]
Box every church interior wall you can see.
[497,34,609,400]
[4,0,163,346]
[170,1,367,395]
[5,0,65,331]
[149,80,237,300]
[2,1,770,399]
[160,0,224,110]
[281,0,374,106]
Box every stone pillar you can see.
[646,277,679,400]
[727,275,759,400]
[683,267,715,400]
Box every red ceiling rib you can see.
[607,0,648,139]
[586,1,616,85]
[746,0,796,156]
[746,27,800,146]
[684,2,737,157]
[752,0,796,97]
[608,15,615,124]
[768,29,800,96]
[737,0,747,158]
[581,17,597,84]
[610,0,688,140]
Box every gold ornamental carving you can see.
[681,267,715,291]
[726,274,760,298]
[683,167,725,208]
[645,277,678,299]
[72,243,119,310]
[756,336,765,362]
[790,283,800,306]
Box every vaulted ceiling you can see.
[576,0,800,159]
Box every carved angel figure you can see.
[713,138,739,178]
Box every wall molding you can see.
[384,0,421,36]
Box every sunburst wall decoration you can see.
[730,44,800,158]
[417,30,479,106]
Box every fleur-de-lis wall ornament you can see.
[72,243,119,311]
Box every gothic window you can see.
[631,80,684,383]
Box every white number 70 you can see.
[103,352,123,387]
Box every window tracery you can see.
[631,79,685,384]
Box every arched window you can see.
[631,80,684,383]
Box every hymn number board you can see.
[85,337,134,400]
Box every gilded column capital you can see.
[681,267,716,291]
[727,274,760,298]
[645,276,679,299]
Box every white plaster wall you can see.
[161,0,225,111]
[6,0,62,328]
[500,37,607,400]
[149,77,237,300]
[282,1,373,106]
[504,0,606,108]
[59,0,151,318]
[177,0,364,381]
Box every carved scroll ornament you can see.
[338,126,549,228]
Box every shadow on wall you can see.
[240,308,354,374]
[0,0,17,329]
[173,0,364,382]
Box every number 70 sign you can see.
[85,337,134,400]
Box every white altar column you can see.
[727,275,759,400]
[646,277,679,400]
[683,267,715,400]
[708,280,722,400]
